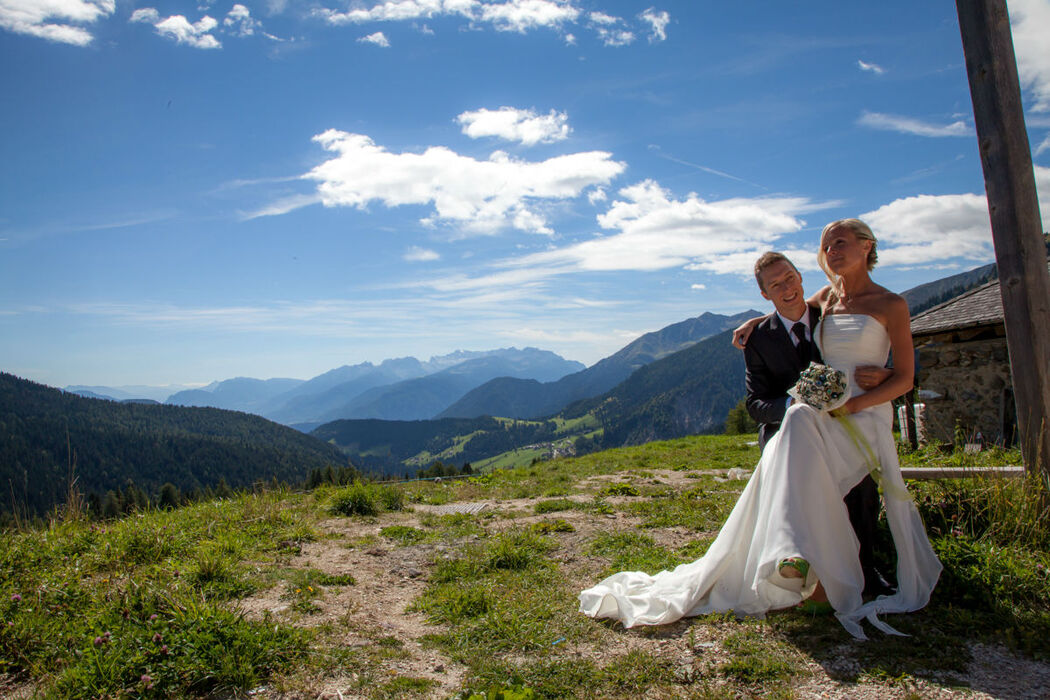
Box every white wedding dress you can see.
[578,314,942,639]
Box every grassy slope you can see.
[2,435,1048,699]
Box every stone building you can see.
[909,261,1049,446]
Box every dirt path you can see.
[242,474,1050,699]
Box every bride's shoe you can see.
[777,557,810,579]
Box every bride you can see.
[578,219,942,639]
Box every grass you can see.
[2,433,1048,698]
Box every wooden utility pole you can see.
[956,0,1050,480]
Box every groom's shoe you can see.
[862,567,896,597]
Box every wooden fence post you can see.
[956,0,1050,481]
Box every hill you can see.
[166,377,305,412]
[573,329,745,448]
[900,262,998,315]
[439,310,760,420]
[0,372,347,517]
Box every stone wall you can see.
[914,332,1014,445]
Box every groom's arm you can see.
[744,341,789,426]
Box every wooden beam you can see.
[956,0,1050,481]
[901,466,1024,480]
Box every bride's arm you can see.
[839,295,914,414]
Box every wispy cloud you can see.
[241,193,322,220]
[857,111,971,137]
[1037,133,1050,156]
[587,11,633,46]
[223,4,259,37]
[0,0,113,46]
[404,246,440,262]
[358,30,390,46]
[648,145,768,189]
[857,59,884,74]
[639,8,669,43]
[456,107,570,146]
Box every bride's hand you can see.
[732,315,766,349]
[832,398,861,416]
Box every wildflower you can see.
[93,636,103,647]
[149,614,158,622]
[160,644,169,655]
[10,594,21,603]
[307,586,314,592]
[153,632,163,643]
[140,674,153,689]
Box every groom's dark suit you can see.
[743,307,886,595]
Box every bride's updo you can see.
[818,218,878,277]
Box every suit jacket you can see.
[744,306,822,451]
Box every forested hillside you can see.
[571,329,745,448]
[310,416,572,475]
[0,373,348,517]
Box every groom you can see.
[743,251,895,597]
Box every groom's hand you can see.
[855,365,893,390]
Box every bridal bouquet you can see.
[788,362,850,412]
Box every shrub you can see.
[329,482,379,517]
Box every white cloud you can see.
[131,8,221,49]
[586,11,632,46]
[857,59,884,74]
[862,194,994,265]
[291,129,624,234]
[587,187,607,204]
[1010,0,1050,112]
[861,165,1050,266]
[456,106,570,146]
[224,3,259,37]
[0,0,114,45]
[404,246,440,261]
[857,111,971,137]
[639,7,668,42]
[691,283,706,290]
[358,30,390,46]
[477,0,579,32]
[1036,133,1050,156]
[588,11,618,25]
[317,0,580,34]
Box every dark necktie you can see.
[792,321,811,362]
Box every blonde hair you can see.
[818,218,878,304]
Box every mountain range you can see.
[438,310,761,420]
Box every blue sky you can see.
[2,0,1049,388]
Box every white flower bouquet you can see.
[788,362,850,412]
